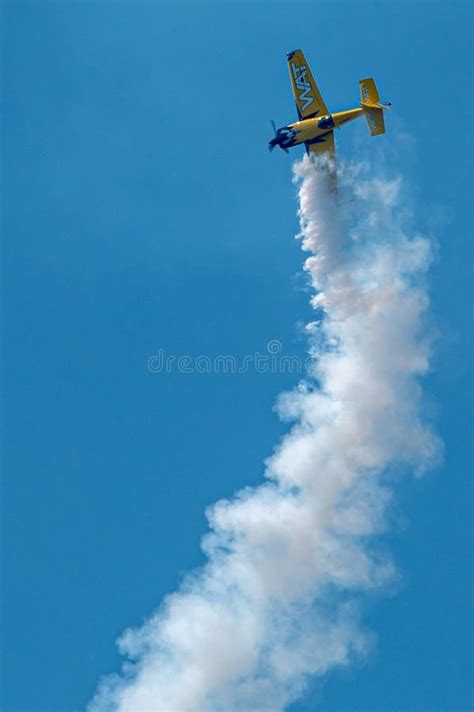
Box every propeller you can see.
[268,120,277,152]
[269,120,289,154]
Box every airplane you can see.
[269,49,390,181]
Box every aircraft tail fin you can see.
[359,78,389,136]
[359,78,380,105]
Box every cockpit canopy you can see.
[318,116,335,130]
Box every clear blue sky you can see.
[2,2,472,710]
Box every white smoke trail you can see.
[90,156,441,711]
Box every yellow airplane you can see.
[269,49,390,167]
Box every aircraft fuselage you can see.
[270,107,363,152]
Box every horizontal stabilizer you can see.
[363,105,385,136]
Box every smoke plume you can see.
[90,157,440,711]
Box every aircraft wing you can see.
[305,131,335,159]
[287,49,329,120]
[305,132,337,192]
